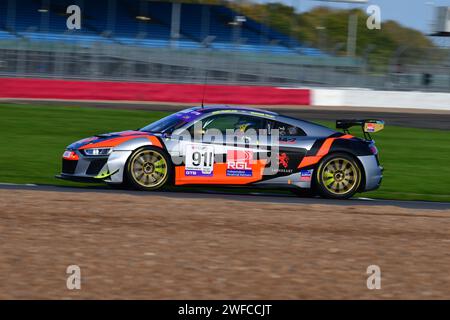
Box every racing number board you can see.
[185,144,214,177]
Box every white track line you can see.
[0,182,38,187]
[355,197,376,201]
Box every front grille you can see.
[62,159,78,174]
[86,159,108,175]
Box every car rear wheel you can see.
[125,147,172,191]
[315,153,362,199]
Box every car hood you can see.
[67,130,156,150]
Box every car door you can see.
[264,120,311,180]
[174,113,270,185]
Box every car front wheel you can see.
[125,147,172,191]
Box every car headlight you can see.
[82,148,113,156]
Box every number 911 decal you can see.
[185,144,214,177]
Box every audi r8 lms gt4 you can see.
[57,106,384,199]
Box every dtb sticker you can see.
[185,144,214,177]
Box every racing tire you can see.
[314,152,362,200]
[124,146,172,191]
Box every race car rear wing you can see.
[336,119,384,140]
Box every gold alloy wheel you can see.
[130,149,168,188]
[320,157,360,195]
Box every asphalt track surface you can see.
[1,183,449,210]
[2,100,450,209]
[2,186,449,299]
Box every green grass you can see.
[0,103,449,202]
[0,104,169,186]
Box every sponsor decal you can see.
[185,170,212,177]
[226,150,253,177]
[63,150,78,160]
[300,169,313,182]
[238,123,250,132]
[63,151,73,158]
[271,152,293,174]
[365,123,375,132]
[177,109,203,122]
[280,137,296,144]
[185,144,214,177]
[278,152,289,169]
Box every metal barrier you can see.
[0,39,449,92]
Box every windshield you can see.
[140,109,203,133]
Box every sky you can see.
[254,0,450,33]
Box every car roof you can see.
[190,105,279,116]
[180,106,336,137]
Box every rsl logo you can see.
[226,150,253,177]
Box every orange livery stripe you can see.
[298,134,353,169]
